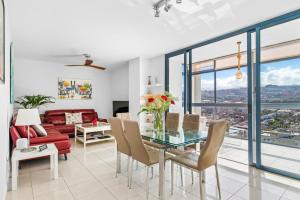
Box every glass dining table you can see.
[141,127,208,200]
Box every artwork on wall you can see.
[58,78,92,100]
[10,42,14,103]
[0,0,4,83]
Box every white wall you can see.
[0,1,13,198]
[149,55,165,94]
[128,58,141,121]
[110,63,129,101]
[14,58,112,118]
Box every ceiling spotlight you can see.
[176,0,182,3]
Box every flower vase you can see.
[153,112,165,132]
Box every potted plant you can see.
[15,95,55,109]
[139,92,176,131]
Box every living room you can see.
[1,1,300,200]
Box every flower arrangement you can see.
[139,92,176,131]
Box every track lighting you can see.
[153,0,182,17]
[164,0,172,12]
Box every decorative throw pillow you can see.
[16,126,38,138]
[72,112,83,124]
[65,112,73,125]
[32,124,47,136]
[65,112,83,124]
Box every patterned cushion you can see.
[65,112,83,125]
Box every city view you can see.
[197,57,300,148]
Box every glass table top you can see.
[141,128,208,148]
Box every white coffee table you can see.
[11,143,58,190]
[75,122,113,150]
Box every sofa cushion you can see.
[46,115,66,125]
[32,124,47,136]
[52,124,75,134]
[30,130,69,144]
[82,113,96,123]
[16,126,38,138]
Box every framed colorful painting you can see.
[58,78,92,100]
[0,0,4,83]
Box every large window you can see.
[166,11,300,179]
[190,34,249,164]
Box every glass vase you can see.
[153,112,165,132]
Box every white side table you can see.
[11,143,58,190]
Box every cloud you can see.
[261,66,300,86]
[200,65,300,90]
[201,73,247,90]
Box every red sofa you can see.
[43,109,107,135]
[10,125,71,160]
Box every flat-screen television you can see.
[112,101,129,117]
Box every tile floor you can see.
[6,139,300,200]
[219,137,300,175]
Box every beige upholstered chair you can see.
[183,114,200,131]
[116,112,131,129]
[170,119,228,199]
[165,112,180,131]
[124,120,171,199]
[110,117,131,186]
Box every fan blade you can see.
[65,64,86,66]
[88,64,106,70]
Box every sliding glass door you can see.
[256,18,300,177]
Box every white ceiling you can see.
[8,0,300,68]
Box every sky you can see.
[201,57,300,90]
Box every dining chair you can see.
[110,117,131,186]
[170,119,228,199]
[170,114,200,184]
[183,114,200,131]
[165,112,180,131]
[124,120,171,199]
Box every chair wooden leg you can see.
[129,158,134,189]
[171,161,174,195]
[191,170,194,185]
[199,172,204,200]
[146,166,149,200]
[215,164,221,199]
[180,166,183,187]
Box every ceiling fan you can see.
[65,54,106,70]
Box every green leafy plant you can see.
[15,95,55,109]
